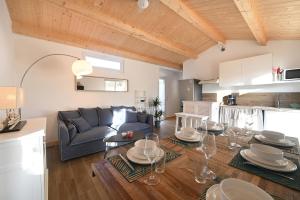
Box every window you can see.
[84,53,124,71]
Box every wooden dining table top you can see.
[91,136,300,200]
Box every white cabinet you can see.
[219,59,243,87]
[0,118,47,200]
[219,54,273,87]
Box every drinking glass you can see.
[155,150,166,174]
[244,113,254,135]
[202,132,217,180]
[227,129,237,149]
[194,148,207,184]
[144,134,160,185]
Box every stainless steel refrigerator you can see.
[179,79,202,111]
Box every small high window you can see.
[84,53,123,71]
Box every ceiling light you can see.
[138,0,149,10]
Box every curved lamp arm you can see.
[19,53,80,87]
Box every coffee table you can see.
[103,131,145,159]
[92,136,300,200]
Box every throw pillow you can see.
[137,112,148,123]
[126,110,138,123]
[66,123,77,140]
[79,107,99,127]
[98,108,113,126]
[69,117,91,133]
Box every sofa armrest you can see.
[58,120,70,146]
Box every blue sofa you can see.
[57,106,153,161]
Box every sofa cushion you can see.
[118,122,151,133]
[58,110,81,122]
[70,126,115,146]
[69,117,91,133]
[126,110,138,123]
[79,107,99,127]
[98,108,113,126]
[137,112,148,123]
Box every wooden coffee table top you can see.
[91,136,300,200]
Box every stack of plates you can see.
[206,178,273,200]
[175,128,201,142]
[255,130,296,147]
[126,146,164,165]
[240,144,297,172]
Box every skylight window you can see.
[84,53,123,71]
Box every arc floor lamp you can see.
[0,53,93,132]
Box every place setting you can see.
[106,134,181,183]
[250,130,299,155]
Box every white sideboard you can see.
[183,101,220,122]
[219,53,273,87]
[0,118,47,200]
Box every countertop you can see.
[220,105,300,112]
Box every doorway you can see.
[159,79,166,119]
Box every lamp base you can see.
[0,120,27,133]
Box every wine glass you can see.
[244,113,254,135]
[201,132,217,180]
[144,134,160,185]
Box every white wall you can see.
[14,34,160,142]
[0,1,15,119]
[183,40,300,95]
[159,68,182,117]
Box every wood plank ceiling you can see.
[5,0,300,70]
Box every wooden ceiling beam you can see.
[159,0,225,44]
[12,21,182,70]
[45,0,197,59]
[233,0,267,45]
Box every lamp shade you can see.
[71,60,93,78]
[0,87,23,109]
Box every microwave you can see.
[283,68,300,81]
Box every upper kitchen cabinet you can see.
[219,59,243,87]
[219,54,273,87]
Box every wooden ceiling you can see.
[6,0,300,70]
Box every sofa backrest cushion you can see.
[66,123,77,140]
[126,110,138,123]
[79,107,99,127]
[58,110,81,122]
[98,107,113,126]
[69,117,92,133]
[137,112,148,123]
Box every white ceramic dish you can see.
[219,178,273,200]
[175,132,201,142]
[254,135,296,147]
[132,147,161,160]
[206,184,221,200]
[134,139,156,157]
[126,147,164,165]
[262,130,285,141]
[181,127,195,137]
[240,149,297,172]
[250,144,283,162]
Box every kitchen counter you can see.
[220,105,300,113]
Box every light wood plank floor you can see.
[47,118,176,200]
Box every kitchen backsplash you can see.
[202,92,300,108]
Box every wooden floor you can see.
[47,118,176,200]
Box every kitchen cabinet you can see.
[0,118,47,200]
[219,54,273,87]
[219,59,243,87]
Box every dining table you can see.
[91,135,300,200]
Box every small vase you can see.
[155,120,161,128]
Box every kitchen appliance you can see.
[283,68,300,81]
[227,94,237,106]
[179,79,202,111]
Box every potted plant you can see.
[152,97,163,128]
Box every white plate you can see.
[206,184,221,200]
[126,147,164,165]
[247,149,288,167]
[240,150,297,172]
[254,135,296,147]
[131,147,161,160]
[175,132,201,142]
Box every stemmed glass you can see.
[144,134,160,185]
[244,113,254,135]
[201,131,217,180]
